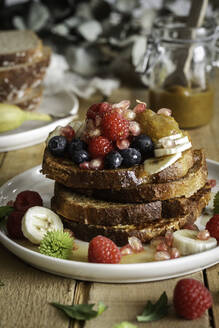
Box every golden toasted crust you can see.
[42,148,194,190]
[51,183,162,226]
[59,184,210,246]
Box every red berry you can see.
[88,235,121,264]
[101,112,129,141]
[173,278,212,320]
[14,190,43,212]
[88,136,113,158]
[7,211,25,239]
[206,214,219,241]
[61,125,75,141]
[87,102,112,119]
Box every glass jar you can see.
[140,16,218,128]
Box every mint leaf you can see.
[112,322,137,328]
[213,191,219,214]
[51,302,107,320]
[0,206,13,220]
[137,292,168,322]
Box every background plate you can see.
[0,160,218,283]
[0,91,79,152]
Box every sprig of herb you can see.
[0,280,4,287]
[213,191,219,214]
[137,292,168,322]
[0,206,13,220]
[51,301,107,320]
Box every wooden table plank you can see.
[0,245,75,328]
[83,272,210,328]
[205,265,219,328]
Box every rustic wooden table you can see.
[0,87,219,328]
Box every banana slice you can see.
[174,136,189,145]
[144,152,182,175]
[158,133,182,143]
[173,229,217,256]
[22,206,63,244]
[154,142,192,157]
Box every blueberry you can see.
[72,150,90,165]
[48,136,67,156]
[120,148,141,167]
[68,138,87,157]
[131,134,154,158]
[104,151,123,169]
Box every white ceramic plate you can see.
[0,91,79,152]
[0,160,218,283]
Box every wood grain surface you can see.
[0,86,219,328]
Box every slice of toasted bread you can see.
[58,185,210,246]
[51,182,162,226]
[42,148,194,190]
[12,86,43,111]
[0,30,42,67]
[0,46,51,102]
[73,149,207,202]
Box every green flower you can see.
[39,230,74,259]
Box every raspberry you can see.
[14,190,43,212]
[173,278,212,320]
[88,136,113,158]
[88,235,121,264]
[101,112,129,141]
[206,214,219,241]
[61,125,75,141]
[7,211,25,239]
[87,102,112,119]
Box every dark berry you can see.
[104,151,123,169]
[48,136,67,156]
[72,150,90,165]
[120,148,141,167]
[14,190,43,212]
[7,211,25,239]
[68,138,87,157]
[131,134,154,158]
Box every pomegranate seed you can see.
[133,103,146,113]
[7,200,14,207]
[170,247,180,259]
[129,121,141,136]
[183,224,199,231]
[116,139,130,150]
[120,244,133,256]
[154,251,171,261]
[112,100,130,110]
[61,125,75,141]
[128,236,144,253]
[208,179,216,188]
[95,115,102,127]
[123,109,136,121]
[88,129,101,137]
[197,230,210,240]
[64,228,74,238]
[150,237,166,248]
[79,161,90,169]
[89,158,104,170]
[156,241,168,252]
[165,230,173,247]
[157,108,172,116]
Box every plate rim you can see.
[0,159,219,281]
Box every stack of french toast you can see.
[0,30,51,111]
[42,101,211,246]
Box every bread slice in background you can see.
[12,86,43,111]
[0,30,42,68]
[0,46,51,102]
